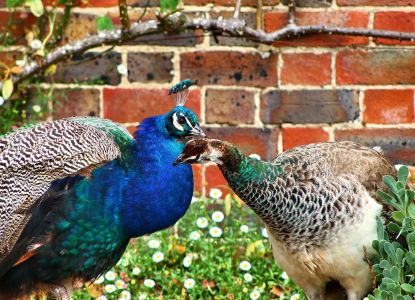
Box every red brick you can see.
[205,127,279,161]
[0,51,22,67]
[281,0,331,6]
[127,52,173,83]
[264,11,369,47]
[52,89,100,119]
[205,89,255,125]
[103,88,202,123]
[283,127,329,150]
[261,90,359,124]
[180,51,278,88]
[0,12,36,45]
[374,12,415,45]
[338,0,415,5]
[363,89,414,124]
[281,53,331,85]
[44,0,118,6]
[336,50,415,85]
[192,165,204,195]
[183,0,278,6]
[335,129,415,165]
[205,165,229,197]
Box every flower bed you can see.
[73,192,303,300]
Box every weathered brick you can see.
[281,0,331,7]
[103,88,202,123]
[52,89,101,119]
[281,53,331,85]
[61,13,97,44]
[48,52,121,85]
[209,12,257,47]
[261,90,359,124]
[338,0,415,5]
[337,50,415,85]
[205,165,228,197]
[205,89,255,125]
[127,52,173,83]
[44,0,119,6]
[264,11,369,47]
[283,127,329,150]
[335,129,415,165]
[374,12,415,45]
[205,127,279,161]
[0,12,36,45]
[183,0,278,6]
[192,165,204,195]
[127,0,159,7]
[181,51,278,88]
[363,89,414,124]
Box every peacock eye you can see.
[178,116,186,124]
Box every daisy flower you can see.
[196,217,208,228]
[152,251,164,263]
[209,226,222,238]
[132,267,141,275]
[239,260,252,271]
[211,211,224,222]
[104,284,116,293]
[143,279,155,288]
[105,271,116,281]
[147,239,160,249]
[250,289,261,300]
[189,231,201,240]
[94,276,104,284]
[30,39,42,50]
[183,255,192,267]
[244,273,253,282]
[0,97,4,106]
[240,225,249,233]
[119,290,131,300]
[115,279,127,289]
[209,188,222,199]
[290,294,301,300]
[184,278,195,289]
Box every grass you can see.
[73,191,304,300]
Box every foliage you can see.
[96,16,114,31]
[369,166,415,300]
[73,194,304,300]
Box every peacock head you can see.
[174,138,230,166]
[165,106,205,138]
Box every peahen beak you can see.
[173,155,185,166]
[191,125,206,138]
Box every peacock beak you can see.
[190,125,206,138]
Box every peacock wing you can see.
[0,117,133,262]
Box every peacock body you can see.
[0,81,203,299]
[176,139,396,300]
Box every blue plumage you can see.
[0,101,203,298]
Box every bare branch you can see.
[233,0,242,19]
[3,13,415,89]
[288,0,296,25]
[256,0,263,30]
[119,0,130,31]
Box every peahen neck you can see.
[118,115,194,238]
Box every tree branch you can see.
[3,13,415,89]
[119,0,130,31]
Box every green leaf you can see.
[408,203,415,219]
[398,217,411,238]
[407,231,415,253]
[2,79,13,100]
[25,0,44,17]
[390,266,400,282]
[377,216,385,240]
[398,166,409,185]
[96,16,113,31]
[392,211,405,224]
[384,175,398,193]
[401,283,415,294]
[387,222,401,233]
[160,0,179,12]
[377,190,399,209]
[6,0,23,8]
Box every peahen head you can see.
[164,106,205,138]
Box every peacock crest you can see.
[169,79,198,107]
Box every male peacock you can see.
[0,80,204,299]
[175,138,396,300]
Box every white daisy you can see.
[196,217,208,228]
[244,273,253,282]
[240,225,249,233]
[211,211,224,223]
[290,294,300,300]
[250,289,261,300]
[189,231,201,240]
[94,276,104,284]
[281,271,289,280]
[143,279,155,288]
[105,271,116,281]
[32,105,41,112]
[119,290,131,300]
[152,251,164,263]
[115,279,127,289]
[148,239,160,248]
[209,188,222,199]
[97,296,108,300]
[209,226,222,238]
[104,284,116,293]
[138,294,148,300]
[261,228,269,238]
[239,260,252,271]
[132,267,141,275]
[249,153,261,160]
[30,39,42,50]
[0,97,4,106]
[183,255,192,267]
[184,278,195,289]
[117,64,128,75]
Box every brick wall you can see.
[1,0,415,196]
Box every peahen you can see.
[175,138,396,300]
[0,79,204,299]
